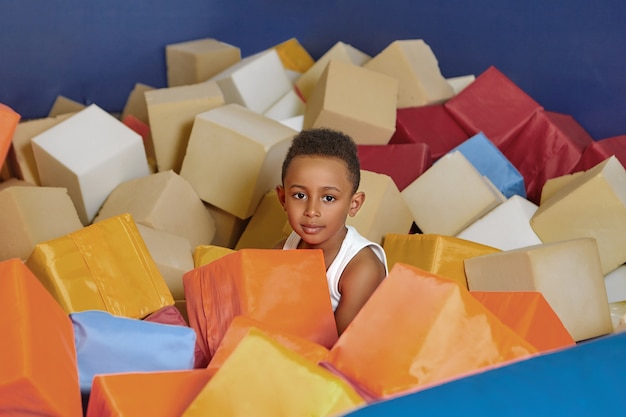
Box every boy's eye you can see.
[293,192,306,200]
[322,195,336,202]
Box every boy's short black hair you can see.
[281,128,361,194]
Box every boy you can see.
[275,127,388,335]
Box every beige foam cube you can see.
[31,104,150,225]
[121,82,154,124]
[363,39,454,108]
[347,170,414,244]
[94,170,215,248]
[464,238,613,341]
[303,59,398,145]
[401,151,506,236]
[48,95,85,117]
[539,171,584,205]
[145,81,224,173]
[136,224,194,301]
[295,41,371,100]
[9,113,73,185]
[456,195,543,251]
[0,178,34,191]
[205,203,249,249]
[210,49,292,114]
[166,38,241,87]
[235,189,289,250]
[530,156,626,274]
[179,103,297,219]
[0,186,83,261]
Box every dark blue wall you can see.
[1,0,625,140]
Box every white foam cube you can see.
[464,238,613,341]
[530,156,626,274]
[145,80,224,173]
[604,264,626,304]
[179,103,297,219]
[31,104,150,225]
[263,88,305,122]
[364,39,454,108]
[401,151,506,236]
[210,49,292,114]
[279,115,304,132]
[456,195,542,251]
[447,74,475,95]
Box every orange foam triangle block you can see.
[182,328,364,417]
[25,213,174,319]
[382,233,501,289]
[0,103,20,166]
[207,315,329,377]
[326,263,537,399]
[0,258,82,416]
[86,369,211,417]
[470,291,576,353]
[183,249,338,361]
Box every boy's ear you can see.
[348,191,365,217]
[276,185,286,209]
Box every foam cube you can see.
[145,80,224,173]
[205,203,249,248]
[470,291,575,352]
[122,113,157,172]
[502,110,592,203]
[530,156,626,274]
[5,113,72,185]
[263,88,305,122]
[94,170,215,248]
[183,249,338,361]
[209,48,292,114]
[121,82,154,124]
[382,233,500,288]
[326,263,536,399]
[179,103,296,219]
[357,143,432,191]
[456,195,542,251]
[295,41,371,100]
[183,328,363,417]
[388,104,469,160]
[363,39,454,108]
[539,171,583,204]
[446,74,475,94]
[605,264,626,303]
[280,114,304,132]
[451,132,526,199]
[192,244,235,268]
[575,134,626,172]
[48,95,85,117]
[0,258,82,417]
[401,151,506,235]
[0,103,20,167]
[31,104,150,225]
[86,369,211,417]
[303,59,398,145]
[0,185,83,261]
[464,238,613,341]
[444,66,543,149]
[346,170,414,244]
[271,37,315,73]
[340,331,626,416]
[25,213,174,318]
[235,188,289,250]
[166,37,241,87]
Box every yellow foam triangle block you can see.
[192,244,235,268]
[183,328,365,417]
[25,213,174,318]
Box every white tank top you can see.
[282,225,388,310]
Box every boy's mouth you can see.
[301,224,323,234]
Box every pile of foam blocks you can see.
[1,37,626,416]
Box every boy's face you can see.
[277,155,364,248]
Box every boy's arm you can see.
[334,247,386,335]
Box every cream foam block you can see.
[210,49,292,114]
[180,103,297,219]
[94,170,215,249]
[295,41,371,100]
[364,39,454,108]
[48,95,85,117]
[464,238,613,341]
[604,264,626,304]
[347,170,414,245]
[136,224,194,301]
[121,82,154,124]
[456,195,542,251]
[0,186,83,261]
[530,156,626,274]
[165,38,241,87]
[447,74,475,95]
[539,171,583,205]
[205,204,249,249]
[9,113,73,185]
[263,88,305,122]
[145,80,224,173]
[303,59,398,145]
[401,151,506,236]
[235,189,289,250]
[31,104,150,225]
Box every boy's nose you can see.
[304,201,320,217]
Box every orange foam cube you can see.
[0,103,20,166]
